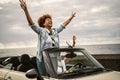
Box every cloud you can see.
[10,24,33,34]
[24,0,65,8]
[0,40,37,49]
[91,6,109,13]
[0,7,3,10]
[60,37,120,46]
[0,0,17,4]
[40,0,64,4]
[0,0,120,49]
[0,43,5,49]
[0,0,11,4]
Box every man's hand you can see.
[72,35,76,47]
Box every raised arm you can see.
[19,0,34,26]
[62,12,76,27]
[72,35,76,47]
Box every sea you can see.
[0,44,120,57]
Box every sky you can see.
[0,0,120,49]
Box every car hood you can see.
[74,71,120,80]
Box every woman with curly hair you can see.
[19,0,76,76]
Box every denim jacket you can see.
[30,24,65,75]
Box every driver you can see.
[57,53,77,73]
[57,35,77,73]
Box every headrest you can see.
[20,54,30,64]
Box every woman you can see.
[19,0,76,75]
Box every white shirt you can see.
[57,60,66,73]
[43,28,58,49]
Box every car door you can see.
[4,70,36,80]
[1,63,34,80]
[0,68,10,80]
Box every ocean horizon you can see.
[0,44,120,57]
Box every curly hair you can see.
[37,14,52,28]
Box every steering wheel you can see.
[74,63,85,69]
[69,63,86,71]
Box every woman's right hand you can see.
[19,0,27,11]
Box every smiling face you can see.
[37,14,52,28]
[43,18,53,29]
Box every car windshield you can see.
[48,48,104,77]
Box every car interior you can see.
[0,54,37,73]
[17,54,34,72]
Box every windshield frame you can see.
[80,49,104,68]
[43,48,104,78]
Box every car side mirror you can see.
[25,69,44,80]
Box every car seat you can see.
[30,56,37,69]
[9,57,20,70]
[17,54,34,72]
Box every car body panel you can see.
[0,68,10,80]
[5,71,32,80]
[0,68,35,80]
[77,71,120,80]
[0,48,120,80]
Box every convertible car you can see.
[0,48,120,80]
